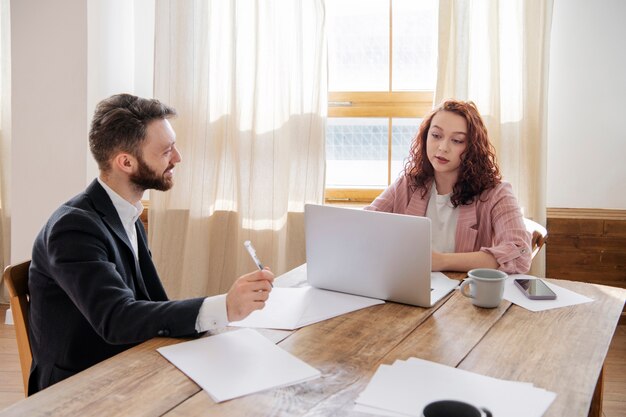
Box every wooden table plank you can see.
[0,328,292,417]
[164,290,510,416]
[163,273,467,416]
[457,281,626,417]
[163,299,451,416]
[380,290,512,366]
[0,338,196,417]
[166,281,625,416]
[1,277,622,417]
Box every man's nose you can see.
[172,146,182,164]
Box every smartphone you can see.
[514,278,557,300]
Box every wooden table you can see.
[1,276,624,417]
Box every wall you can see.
[10,0,88,263]
[9,0,154,263]
[547,0,626,210]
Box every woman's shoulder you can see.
[489,180,513,194]
[476,181,515,204]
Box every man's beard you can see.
[129,155,174,192]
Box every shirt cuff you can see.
[195,294,228,332]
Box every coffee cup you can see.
[422,399,492,417]
[459,268,507,308]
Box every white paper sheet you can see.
[229,286,384,330]
[157,328,320,403]
[355,358,556,417]
[504,275,593,312]
[273,263,309,288]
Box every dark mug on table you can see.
[422,399,492,417]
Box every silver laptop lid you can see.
[305,204,433,307]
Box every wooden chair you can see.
[3,260,32,396]
[523,218,548,259]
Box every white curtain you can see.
[0,0,11,303]
[436,0,553,276]
[151,0,327,298]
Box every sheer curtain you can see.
[0,0,11,303]
[150,0,326,298]
[436,0,553,276]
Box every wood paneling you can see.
[546,208,626,323]
[546,210,626,286]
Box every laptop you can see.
[304,204,458,307]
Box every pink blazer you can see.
[365,176,532,274]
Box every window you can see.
[325,0,438,203]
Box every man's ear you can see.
[113,153,137,174]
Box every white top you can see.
[425,182,458,253]
[97,178,227,332]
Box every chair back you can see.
[3,260,32,396]
[523,218,548,259]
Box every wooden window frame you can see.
[325,91,434,204]
[325,1,436,204]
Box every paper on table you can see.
[298,287,384,325]
[504,274,593,312]
[355,357,556,417]
[229,286,384,330]
[273,263,309,288]
[157,328,320,403]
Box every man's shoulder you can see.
[50,180,112,221]
[42,187,107,231]
[45,199,101,233]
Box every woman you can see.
[365,99,531,274]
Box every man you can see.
[28,94,274,394]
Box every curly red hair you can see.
[403,99,501,207]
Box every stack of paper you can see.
[229,286,384,330]
[157,328,320,403]
[355,357,556,417]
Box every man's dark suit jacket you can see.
[28,179,205,395]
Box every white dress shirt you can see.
[97,178,227,332]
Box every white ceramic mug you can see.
[459,268,507,308]
[422,399,493,417]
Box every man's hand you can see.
[226,268,274,322]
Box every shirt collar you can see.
[97,177,144,227]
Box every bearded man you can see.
[28,94,274,394]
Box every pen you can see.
[244,240,264,270]
[244,240,273,287]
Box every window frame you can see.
[325,91,435,204]
[324,1,436,204]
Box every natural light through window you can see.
[325,0,437,201]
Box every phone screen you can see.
[514,279,557,300]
